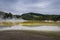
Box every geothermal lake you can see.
[0,25,60,31]
[0,19,60,31]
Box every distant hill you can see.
[24,12,43,16]
[0,11,21,19]
[0,11,5,15]
[0,11,6,18]
[21,12,43,20]
[0,11,60,21]
[21,12,60,21]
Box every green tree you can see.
[3,13,9,19]
[8,13,13,19]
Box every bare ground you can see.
[0,30,59,40]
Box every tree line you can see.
[0,12,21,19]
[0,11,60,21]
[21,12,60,21]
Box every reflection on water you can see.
[0,25,60,31]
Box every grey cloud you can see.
[0,0,60,15]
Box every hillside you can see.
[0,11,60,21]
[21,12,60,21]
[0,11,21,19]
[0,11,5,18]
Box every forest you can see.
[0,11,60,21]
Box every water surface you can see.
[0,25,60,31]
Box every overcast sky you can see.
[0,0,60,15]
